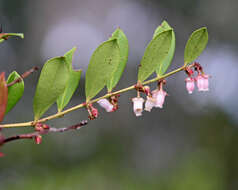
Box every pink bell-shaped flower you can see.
[144,96,155,112]
[196,74,209,91]
[185,77,195,94]
[132,97,144,116]
[97,99,114,112]
[202,74,209,91]
[152,89,167,108]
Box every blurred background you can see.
[0,0,238,189]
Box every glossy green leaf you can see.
[85,39,120,101]
[6,71,24,114]
[184,27,208,64]
[153,21,176,76]
[138,29,173,82]
[0,73,8,122]
[33,57,70,120]
[57,47,81,112]
[107,28,129,91]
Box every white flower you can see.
[152,89,167,108]
[97,99,114,112]
[132,97,144,116]
[144,96,155,112]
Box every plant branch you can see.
[0,65,186,128]
[7,67,39,87]
[2,120,88,145]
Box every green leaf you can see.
[85,39,120,101]
[107,28,129,91]
[6,71,24,114]
[57,70,81,112]
[64,46,77,70]
[153,21,176,76]
[57,47,81,112]
[138,29,173,82]
[184,27,208,64]
[0,73,8,122]
[33,57,70,120]
[153,20,171,38]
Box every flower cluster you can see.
[185,62,210,94]
[132,80,168,116]
[131,62,210,117]
[89,63,210,118]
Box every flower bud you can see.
[143,86,151,96]
[97,99,114,112]
[91,107,98,118]
[34,135,42,145]
[185,77,195,94]
[132,97,144,116]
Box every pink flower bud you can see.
[91,107,98,118]
[143,86,151,96]
[152,89,167,108]
[132,97,144,116]
[97,99,114,112]
[144,96,155,112]
[34,135,42,145]
[185,77,195,94]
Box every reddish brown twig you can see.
[1,120,88,145]
[7,66,39,87]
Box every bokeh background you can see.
[0,0,238,189]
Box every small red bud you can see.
[34,135,42,144]
[91,107,98,118]
[42,124,50,130]
[0,152,4,157]
[35,123,44,132]
[143,86,151,96]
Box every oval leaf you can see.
[184,27,208,64]
[153,21,176,76]
[6,71,24,114]
[57,47,81,111]
[33,57,70,120]
[0,73,8,122]
[57,70,81,112]
[107,28,129,91]
[138,29,173,82]
[85,39,120,101]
